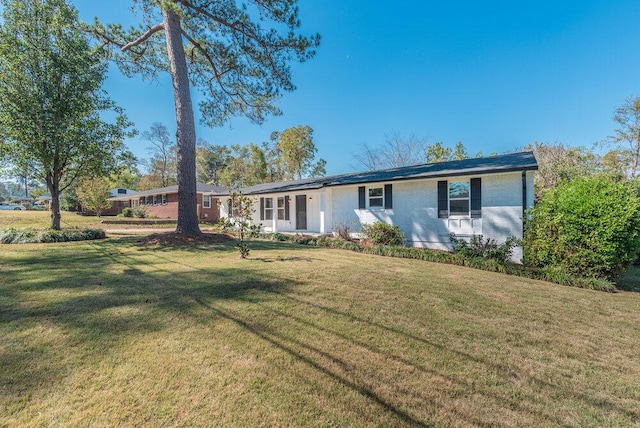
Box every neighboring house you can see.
[108,183,226,222]
[217,151,538,261]
[101,188,138,216]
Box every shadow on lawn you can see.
[0,239,293,401]
[2,237,638,426]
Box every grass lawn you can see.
[2,235,640,426]
[0,210,182,231]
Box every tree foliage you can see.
[270,125,325,180]
[196,141,231,185]
[91,0,320,234]
[606,96,640,178]
[523,141,600,199]
[0,0,132,229]
[76,176,112,217]
[524,176,640,280]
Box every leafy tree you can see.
[226,192,254,258]
[523,142,599,198]
[273,125,325,180]
[76,176,112,217]
[196,141,231,185]
[91,1,320,234]
[309,158,327,178]
[524,176,640,280]
[606,96,640,178]
[142,123,177,187]
[110,151,143,190]
[218,143,267,190]
[0,0,132,229]
[425,142,453,163]
[452,141,469,160]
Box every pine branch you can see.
[121,24,165,52]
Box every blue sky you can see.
[73,0,640,175]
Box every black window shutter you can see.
[227,199,232,216]
[260,197,264,221]
[384,184,393,209]
[284,196,290,220]
[437,181,448,218]
[470,178,481,218]
[358,186,366,209]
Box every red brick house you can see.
[109,183,227,222]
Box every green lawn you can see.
[2,234,640,426]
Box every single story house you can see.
[100,188,138,216]
[216,151,538,261]
[109,183,227,222]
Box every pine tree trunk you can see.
[163,6,201,234]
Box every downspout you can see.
[521,170,527,234]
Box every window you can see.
[438,179,481,219]
[117,188,126,194]
[368,187,383,208]
[153,195,158,206]
[264,197,273,220]
[203,195,211,208]
[162,194,168,205]
[146,196,152,205]
[448,181,470,216]
[277,197,285,220]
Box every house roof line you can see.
[108,182,227,201]
[215,151,538,196]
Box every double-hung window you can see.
[277,197,285,220]
[448,181,470,216]
[264,197,273,220]
[368,187,384,208]
[203,195,211,208]
[153,195,158,206]
[438,178,481,218]
[162,194,168,205]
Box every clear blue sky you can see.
[73,0,640,175]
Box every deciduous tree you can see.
[92,0,320,234]
[0,0,132,229]
[76,176,112,217]
[273,125,325,180]
[606,96,640,178]
[142,123,177,187]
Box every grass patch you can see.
[1,237,640,426]
[254,234,617,292]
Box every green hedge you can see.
[0,228,106,244]
[524,176,640,281]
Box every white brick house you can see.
[216,152,537,261]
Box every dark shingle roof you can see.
[109,183,227,200]
[234,151,537,195]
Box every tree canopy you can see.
[0,0,132,229]
[92,0,320,233]
[606,95,640,178]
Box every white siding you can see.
[329,171,528,262]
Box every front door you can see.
[296,195,307,230]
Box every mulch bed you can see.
[139,232,234,246]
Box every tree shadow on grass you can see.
[3,238,638,426]
[0,242,294,403]
[616,266,640,292]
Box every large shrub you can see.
[524,176,640,280]
[450,233,520,263]
[361,221,406,246]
